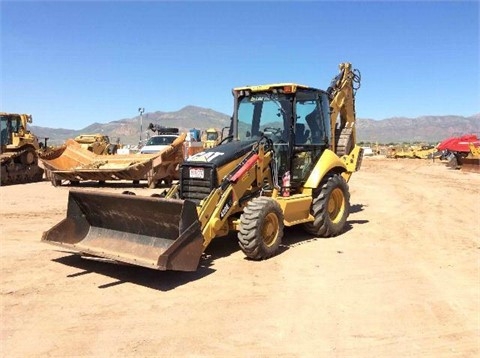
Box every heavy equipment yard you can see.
[1,157,478,357]
[2,62,479,357]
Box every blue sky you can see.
[2,1,479,129]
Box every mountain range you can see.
[30,105,479,146]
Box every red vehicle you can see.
[437,134,480,172]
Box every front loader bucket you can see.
[42,190,204,271]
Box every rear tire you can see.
[302,173,350,237]
[238,197,283,260]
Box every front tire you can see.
[302,173,350,237]
[238,197,284,260]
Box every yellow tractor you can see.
[1,112,44,185]
[458,142,480,173]
[43,63,363,271]
[390,144,437,159]
[202,128,221,148]
[73,133,120,155]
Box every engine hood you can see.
[185,139,257,167]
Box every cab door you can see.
[291,91,331,186]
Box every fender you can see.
[340,144,363,182]
[303,149,346,189]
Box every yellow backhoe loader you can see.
[43,63,363,272]
[1,112,44,185]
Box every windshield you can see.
[237,93,292,142]
[206,132,218,141]
[146,136,176,146]
[1,115,21,146]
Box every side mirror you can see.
[246,131,251,138]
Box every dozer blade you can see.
[42,190,204,271]
[460,157,480,173]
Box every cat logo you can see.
[189,151,224,162]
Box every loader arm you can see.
[195,139,274,248]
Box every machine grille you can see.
[179,165,216,205]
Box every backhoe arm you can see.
[327,62,361,154]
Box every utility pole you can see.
[138,107,145,146]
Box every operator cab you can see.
[232,83,331,190]
[1,113,22,147]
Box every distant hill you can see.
[357,114,480,144]
[31,106,231,146]
[30,106,479,146]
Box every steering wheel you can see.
[263,127,282,136]
[263,127,286,144]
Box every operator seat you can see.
[295,123,309,144]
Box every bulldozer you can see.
[73,134,120,155]
[1,112,44,185]
[463,142,480,172]
[42,62,363,272]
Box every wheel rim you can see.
[328,188,345,223]
[262,212,279,247]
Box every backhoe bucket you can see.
[42,190,204,271]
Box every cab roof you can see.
[233,83,320,93]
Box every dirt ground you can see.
[1,157,479,357]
